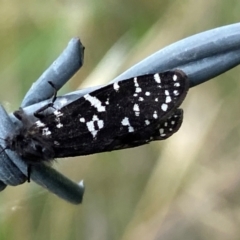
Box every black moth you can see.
[5,70,189,166]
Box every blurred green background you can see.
[0,1,240,240]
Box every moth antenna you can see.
[27,165,32,182]
[47,81,58,105]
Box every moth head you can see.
[4,130,54,164]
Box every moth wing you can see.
[32,70,189,157]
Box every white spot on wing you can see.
[86,115,104,138]
[54,110,63,117]
[133,103,140,116]
[121,117,134,132]
[54,110,63,128]
[86,121,95,137]
[136,87,142,93]
[84,94,106,112]
[145,92,150,96]
[173,90,179,96]
[145,120,150,125]
[134,77,139,86]
[42,127,51,136]
[80,117,85,123]
[153,111,158,119]
[56,123,63,128]
[35,120,45,127]
[133,104,139,111]
[174,82,180,87]
[134,77,142,93]
[97,118,104,129]
[154,73,161,83]
[166,96,172,103]
[173,74,178,81]
[161,103,168,111]
[113,82,120,91]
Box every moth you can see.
[5,70,189,166]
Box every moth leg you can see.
[34,81,58,119]
[48,81,57,104]
[27,164,32,182]
[13,108,25,120]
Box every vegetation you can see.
[0,1,239,239]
